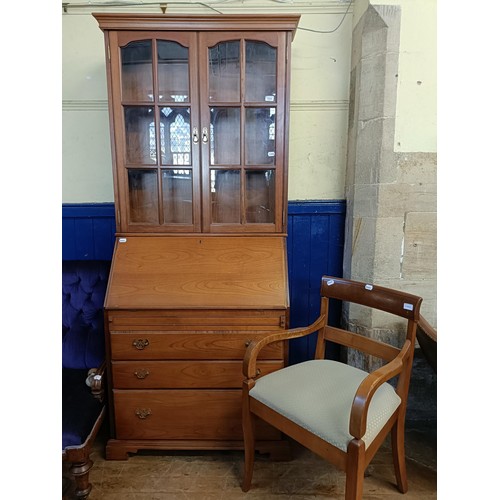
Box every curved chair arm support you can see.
[349,340,412,439]
[87,362,106,401]
[243,315,327,379]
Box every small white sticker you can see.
[365,284,373,290]
[403,303,414,311]
[326,279,335,286]
[119,238,127,243]
[265,95,275,102]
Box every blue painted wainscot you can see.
[62,203,116,261]
[62,200,346,364]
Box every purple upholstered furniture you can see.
[62,260,110,499]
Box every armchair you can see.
[242,276,422,499]
[62,260,110,499]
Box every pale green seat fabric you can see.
[249,359,401,451]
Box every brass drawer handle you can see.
[132,338,149,350]
[245,340,251,347]
[135,408,152,419]
[134,369,150,379]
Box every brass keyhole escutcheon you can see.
[202,126,209,143]
[134,369,150,379]
[132,338,149,350]
[135,408,152,419]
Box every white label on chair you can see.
[326,279,335,286]
[403,303,414,311]
[365,284,373,290]
[119,238,127,243]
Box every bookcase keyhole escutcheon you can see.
[94,13,299,460]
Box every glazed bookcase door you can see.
[109,31,201,232]
[199,32,286,233]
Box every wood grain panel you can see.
[108,309,284,330]
[113,389,281,440]
[110,331,284,360]
[105,236,289,310]
[112,360,284,388]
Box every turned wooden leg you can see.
[391,416,408,493]
[242,387,256,492]
[345,439,365,500]
[69,459,93,499]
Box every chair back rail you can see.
[320,276,422,321]
[322,325,400,362]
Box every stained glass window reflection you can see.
[156,107,191,165]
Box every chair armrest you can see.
[86,362,106,402]
[243,314,327,379]
[349,340,412,439]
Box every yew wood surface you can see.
[110,331,284,360]
[113,389,281,441]
[112,359,284,389]
[93,13,301,36]
[107,308,285,330]
[105,236,288,310]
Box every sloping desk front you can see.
[104,235,289,459]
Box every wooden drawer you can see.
[110,331,284,360]
[111,360,284,389]
[113,389,280,441]
[108,309,286,332]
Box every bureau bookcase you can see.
[94,13,300,459]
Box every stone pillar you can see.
[344,4,437,371]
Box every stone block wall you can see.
[344,4,437,372]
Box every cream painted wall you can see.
[62,14,113,202]
[356,0,437,153]
[61,0,354,202]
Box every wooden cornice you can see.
[93,13,301,36]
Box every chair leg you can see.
[391,416,408,493]
[345,439,365,500]
[242,393,256,492]
[69,459,94,499]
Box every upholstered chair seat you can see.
[249,359,401,452]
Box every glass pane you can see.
[121,41,153,101]
[159,107,191,166]
[211,170,240,223]
[209,41,240,102]
[245,108,276,165]
[161,169,193,224]
[157,41,189,103]
[128,169,159,223]
[210,108,240,165]
[124,106,156,164]
[246,170,275,223]
[245,42,277,103]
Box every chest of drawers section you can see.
[105,309,287,459]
